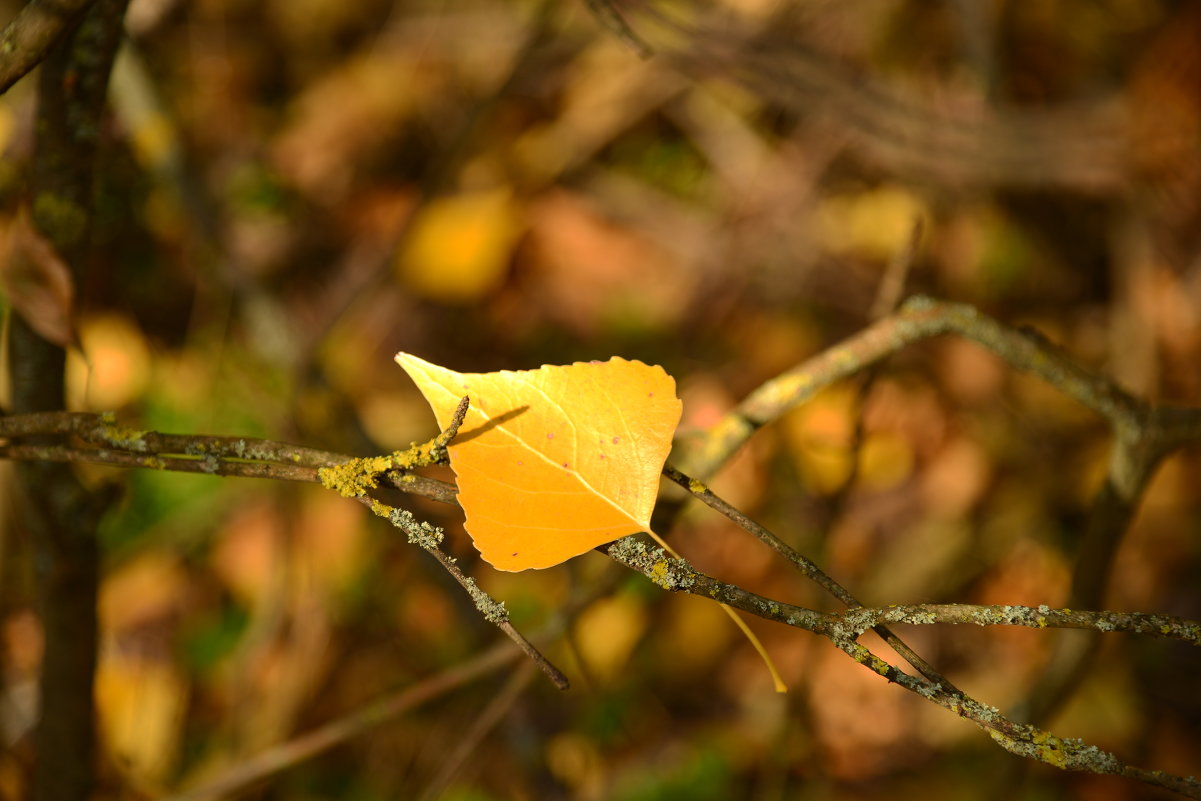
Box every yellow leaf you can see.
[395,188,522,303]
[573,594,648,683]
[396,353,681,571]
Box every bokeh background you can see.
[2,0,1201,798]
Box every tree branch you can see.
[601,537,1201,798]
[679,295,1200,477]
[8,4,128,801]
[0,0,97,95]
[5,296,1201,796]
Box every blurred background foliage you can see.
[1,0,1200,798]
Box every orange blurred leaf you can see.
[396,353,682,571]
[395,188,522,303]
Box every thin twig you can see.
[416,661,536,801]
[0,402,568,689]
[329,398,569,691]
[827,217,922,509]
[358,496,570,691]
[160,642,524,801]
[662,465,957,691]
[580,0,652,57]
[869,218,923,321]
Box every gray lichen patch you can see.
[462,577,508,624]
[606,536,696,591]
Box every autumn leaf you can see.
[1,207,79,349]
[395,353,681,571]
[394,188,523,304]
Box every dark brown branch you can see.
[0,0,97,95]
[580,0,652,57]
[11,4,129,801]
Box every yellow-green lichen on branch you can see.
[96,413,149,452]
[318,454,396,497]
[649,559,671,588]
[987,726,1120,773]
[319,437,451,498]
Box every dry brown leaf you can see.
[1,207,79,349]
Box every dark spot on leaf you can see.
[547,432,555,439]
[612,437,619,444]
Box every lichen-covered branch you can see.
[831,603,1201,646]
[602,537,1201,798]
[662,463,957,690]
[354,496,570,691]
[679,295,1201,477]
[0,410,460,503]
[672,292,1201,758]
[6,298,1201,795]
[313,398,569,691]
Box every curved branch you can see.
[679,296,1179,477]
[0,0,98,95]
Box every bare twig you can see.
[817,220,923,545]
[870,218,923,322]
[641,9,1128,191]
[580,0,652,57]
[416,661,537,801]
[160,642,525,801]
[316,397,569,691]
[358,495,570,691]
[662,464,956,691]
[830,603,1201,646]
